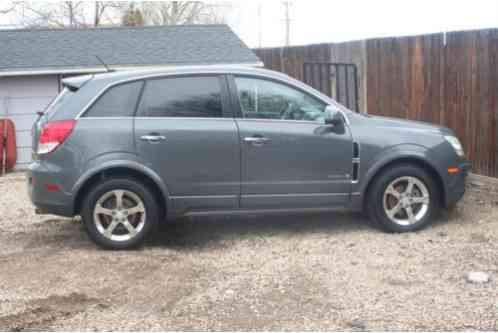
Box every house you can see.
[0,24,261,168]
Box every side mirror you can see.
[323,105,343,126]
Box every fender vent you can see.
[352,142,360,182]
[353,142,360,158]
[352,162,359,181]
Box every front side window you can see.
[84,81,143,117]
[138,76,223,118]
[234,77,327,121]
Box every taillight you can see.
[38,120,76,155]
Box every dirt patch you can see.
[0,293,101,331]
[0,172,497,330]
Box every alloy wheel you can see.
[382,176,430,226]
[93,189,146,242]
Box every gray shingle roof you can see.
[0,24,261,74]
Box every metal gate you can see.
[303,62,359,112]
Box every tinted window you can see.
[138,76,223,118]
[84,81,143,117]
[234,77,326,121]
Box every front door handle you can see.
[243,136,269,146]
[140,134,166,143]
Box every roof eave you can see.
[0,62,264,77]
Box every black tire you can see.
[81,177,159,250]
[366,164,440,233]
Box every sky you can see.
[227,0,498,47]
[1,0,498,48]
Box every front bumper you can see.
[445,161,470,207]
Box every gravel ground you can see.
[0,172,497,331]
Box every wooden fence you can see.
[253,42,367,113]
[253,29,498,177]
[254,43,331,80]
[366,29,498,176]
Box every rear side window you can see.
[83,81,143,117]
[138,76,223,118]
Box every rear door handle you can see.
[140,134,166,143]
[243,136,269,146]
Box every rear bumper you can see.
[445,161,470,207]
[27,161,75,217]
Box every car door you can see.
[228,75,353,209]
[134,75,240,212]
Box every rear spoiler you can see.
[62,74,94,91]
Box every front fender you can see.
[351,144,445,210]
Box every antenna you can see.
[95,55,112,73]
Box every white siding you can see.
[0,75,60,169]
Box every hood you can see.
[354,113,453,135]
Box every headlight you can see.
[444,135,464,157]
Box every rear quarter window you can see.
[83,81,143,118]
[44,88,74,119]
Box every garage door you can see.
[0,75,60,169]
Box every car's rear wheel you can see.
[81,178,159,249]
[366,164,439,232]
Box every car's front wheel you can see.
[81,178,159,249]
[366,164,439,232]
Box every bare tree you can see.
[94,1,126,26]
[64,1,83,27]
[9,1,126,28]
[140,1,230,26]
[121,2,144,27]
[0,3,17,15]
[4,1,231,28]
[18,1,84,28]
[10,1,86,28]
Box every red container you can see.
[1,119,17,173]
[0,120,4,173]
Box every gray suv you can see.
[28,67,469,249]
